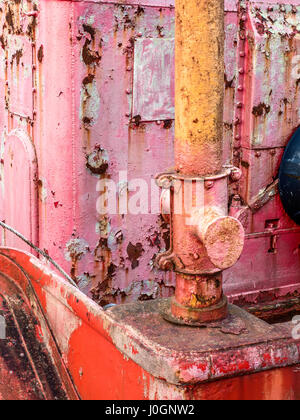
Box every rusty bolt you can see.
[86,148,109,175]
[233,194,241,203]
[159,176,173,189]
[160,259,174,271]
[205,180,214,190]
[230,167,242,182]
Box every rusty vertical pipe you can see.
[157,0,244,325]
[175,0,224,176]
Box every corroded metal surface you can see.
[0,247,299,400]
[0,0,299,315]
[0,279,73,400]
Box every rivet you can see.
[240,51,245,57]
[205,180,214,190]
[126,89,132,95]
[270,149,276,156]
[239,68,244,74]
[235,135,241,140]
[237,102,243,108]
[156,120,161,125]
[238,85,243,91]
[193,253,200,260]
[255,151,261,157]
[137,32,143,37]
[241,15,247,21]
[230,167,242,182]
[126,66,132,72]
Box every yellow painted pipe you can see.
[175,0,224,176]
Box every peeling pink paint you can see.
[0,0,299,317]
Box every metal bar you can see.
[175,0,225,176]
[0,221,78,288]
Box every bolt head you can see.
[161,260,174,271]
[230,167,242,181]
[205,180,214,190]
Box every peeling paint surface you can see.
[0,0,299,317]
[0,248,299,400]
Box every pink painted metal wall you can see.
[0,0,299,310]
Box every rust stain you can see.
[127,242,144,270]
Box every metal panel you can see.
[241,2,300,149]
[0,129,38,251]
[133,38,175,121]
[7,35,33,118]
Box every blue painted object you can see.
[279,127,300,225]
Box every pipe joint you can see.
[156,169,245,325]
